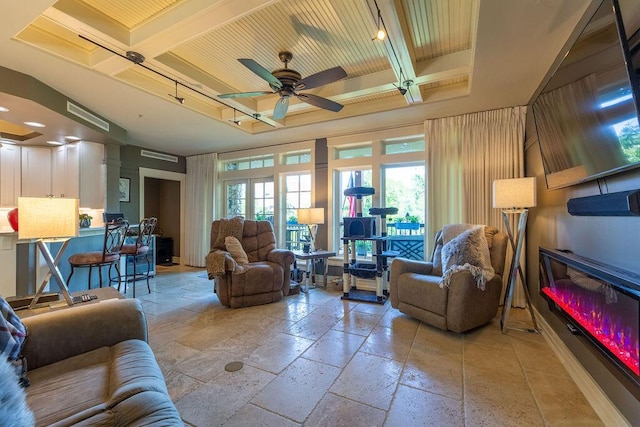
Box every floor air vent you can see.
[67,102,110,131]
[140,149,178,163]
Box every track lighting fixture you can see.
[229,109,241,125]
[169,81,185,104]
[77,34,274,128]
[394,68,408,95]
[373,9,386,41]
[371,1,415,102]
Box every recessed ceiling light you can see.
[0,106,9,112]
[24,121,46,128]
[65,136,81,141]
[46,140,64,145]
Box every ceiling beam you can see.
[47,0,278,77]
[366,0,422,104]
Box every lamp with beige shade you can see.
[492,177,539,333]
[18,197,78,308]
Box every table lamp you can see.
[492,177,539,333]
[297,208,324,253]
[18,197,79,308]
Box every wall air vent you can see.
[66,102,110,132]
[140,149,178,163]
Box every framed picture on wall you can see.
[119,178,130,202]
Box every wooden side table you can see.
[293,250,336,293]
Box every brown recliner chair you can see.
[205,219,295,308]
[389,226,508,333]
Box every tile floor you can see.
[129,265,604,426]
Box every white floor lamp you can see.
[492,177,539,333]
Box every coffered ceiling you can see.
[0,0,593,156]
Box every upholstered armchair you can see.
[389,225,508,333]
[205,218,295,308]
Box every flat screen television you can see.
[532,0,640,189]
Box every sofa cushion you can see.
[397,273,447,316]
[26,339,179,426]
[213,216,244,250]
[225,236,249,265]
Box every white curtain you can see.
[425,106,527,306]
[184,153,218,267]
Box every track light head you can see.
[169,81,185,104]
[372,9,386,41]
[398,86,407,95]
[229,109,242,125]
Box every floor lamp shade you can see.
[18,197,79,240]
[492,177,537,209]
[297,208,324,225]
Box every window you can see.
[383,165,425,227]
[284,174,312,222]
[223,179,274,223]
[284,173,311,250]
[223,155,274,171]
[218,141,315,249]
[337,169,372,254]
[225,181,246,218]
[282,151,312,165]
[327,127,426,257]
[253,180,274,222]
[335,145,372,159]
[383,138,425,155]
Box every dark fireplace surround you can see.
[539,248,640,391]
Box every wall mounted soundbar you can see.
[567,189,640,216]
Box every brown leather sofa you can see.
[389,226,508,333]
[206,219,295,308]
[22,298,182,426]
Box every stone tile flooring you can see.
[129,265,604,426]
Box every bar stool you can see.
[119,217,157,297]
[67,218,129,290]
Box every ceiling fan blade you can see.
[218,91,273,99]
[296,93,343,112]
[273,97,290,120]
[294,66,347,90]
[238,58,283,89]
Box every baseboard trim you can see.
[534,307,630,427]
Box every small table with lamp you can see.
[293,250,336,292]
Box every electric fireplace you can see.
[539,248,640,387]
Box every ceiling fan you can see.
[218,51,347,120]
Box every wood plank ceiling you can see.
[13,0,477,133]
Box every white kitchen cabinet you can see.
[21,146,52,197]
[0,144,21,206]
[78,141,105,208]
[51,143,80,199]
[21,143,104,208]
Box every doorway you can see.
[139,167,185,265]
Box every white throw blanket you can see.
[440,224,495,290]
